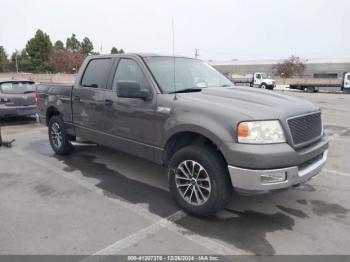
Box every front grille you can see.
[288,112,322,147]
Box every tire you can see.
[168,145,232,217]
[304,86,315,93]
[260,83,267,89]
[48,115,73,155]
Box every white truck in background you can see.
[231,72,276,90]
[287,72,350,93]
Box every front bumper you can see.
[228,150,328,194]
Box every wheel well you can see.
[46,106,60,126]
[162,132,227,167]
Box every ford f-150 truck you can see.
[37,54,329,217]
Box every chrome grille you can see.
[288,112,322,147]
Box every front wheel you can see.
[260,84,267,89]
[168,145,232,217]
[48,115,73,155]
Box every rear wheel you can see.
[168,145,232,217]
[304,86,315,93]
[48,115,72,155]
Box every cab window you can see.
[81,58,112,88]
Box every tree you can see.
[54,40,64,49]
[66,33,81,52]
[9,50,34,72]
[25,29,52,72]
[81,37,94,55]
[273,55,306,78]
[0,46,9,72]
[48,48,85,73]
[111,46,124,54]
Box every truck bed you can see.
[36,83,74,125]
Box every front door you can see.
[103,58,157,161]
[254,73,262,86]
[72,58,113,139]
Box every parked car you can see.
[37,54,329,217]
[0,79,38,118]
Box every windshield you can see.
[261,73,268,79]
[0,82,35,94]
[144,57,233,93]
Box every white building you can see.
[209,57,350,78]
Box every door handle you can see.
[73,95,80,101]
[104,99,113,106]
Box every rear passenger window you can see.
[81,59,112,88]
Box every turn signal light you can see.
[35,92,39,105]
[237,122,249,138]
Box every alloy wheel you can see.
[175,160,212,206]
[50,122,63,149]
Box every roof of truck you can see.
[88,53,195,59]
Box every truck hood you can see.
[177,86,319,120]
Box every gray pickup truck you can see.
[37,54,329,217]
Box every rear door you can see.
[72,58,113,139]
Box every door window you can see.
[81,58,112,88]
[256,74,261,79]
[112,59,151,91]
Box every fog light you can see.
[260,172,287,184]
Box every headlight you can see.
[237,120,286,144]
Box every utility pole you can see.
[194,48,199,59]
[15,49,19,73]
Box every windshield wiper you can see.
[169,88,202,94]
[23,90,35,94]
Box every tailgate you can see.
[4,93,36,107]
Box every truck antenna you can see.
[172,19,177,100]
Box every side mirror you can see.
[117,81,150,100]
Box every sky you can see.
[0,0,349,61]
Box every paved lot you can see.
[0,91,350,256]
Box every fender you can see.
[161,112,234,148]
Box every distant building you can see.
[209,58,350,78]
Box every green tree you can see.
[9,50,34,72]
[111,46,124,54]
[0,46,9,72]
[81,37,94,55]
[66,33,81,52]
[25,29,52,72]
[54,40,64,49]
